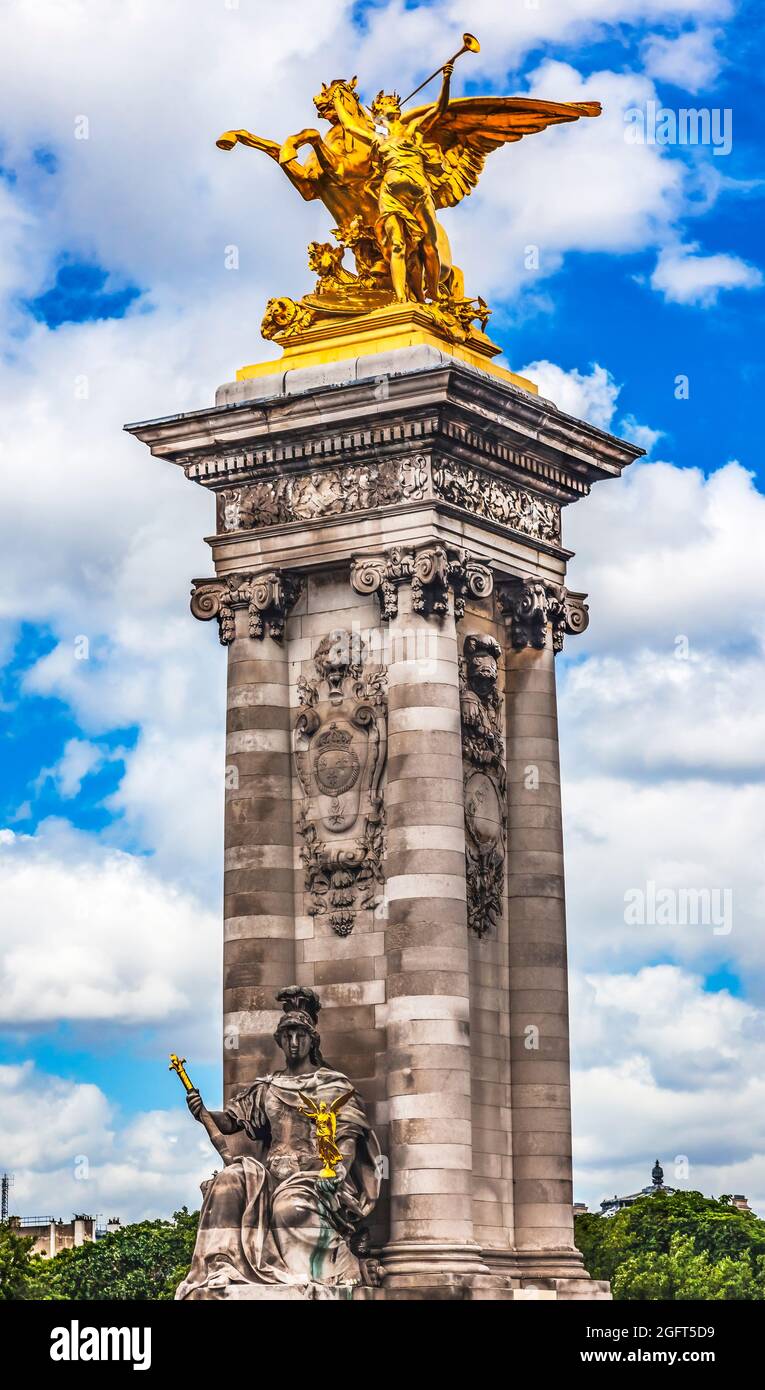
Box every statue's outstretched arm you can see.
[332,99,375,148]
[409,62,453,134]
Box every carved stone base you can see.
[381,1240,489,1279]
[355,1274,611,1301]
[183,1272,610,1301]
[182,1282,358,1302]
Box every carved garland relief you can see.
[459,633,507,940]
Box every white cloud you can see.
[0,1062,214,1224]
[36,737,112,799]
[519,359,620,430]
[618,414,664,454]
[352,1,732,91]
[561,648,765,780]
[451,60,688,302]
[563,459,765,654]
[642,26,725,92]
[0,823,219,1035]
[563,774,765,983]
[651,241,763,305]
[554,438,765,993]
[570,966,765,1214]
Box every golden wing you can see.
[298,1090,319,1117]
[330,1087,355,1115]
[402,96,601,209]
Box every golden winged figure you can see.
[217,35,600,349]
[298,1088,355,1179]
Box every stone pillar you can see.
[499,577,588,1279]
[353,544,491,1283]
[127,348,640,1300]
[192,570,301,1101]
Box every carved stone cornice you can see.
[190,569,302,645]
[496,577,589,653]
[351,544,493,621]
[126,363,643,507]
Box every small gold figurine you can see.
[299,1089,354,1178]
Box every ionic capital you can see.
[496,576,589,653]
[350,543,492,621]
[190,568,303,645]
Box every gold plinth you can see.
[236,303,538,394]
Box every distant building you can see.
[600,1159,676,1216]
[9,1213,97,1258]
[592,1161,753,1218]
[8,1212,122,1258]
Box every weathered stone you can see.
[126,350,639,1299]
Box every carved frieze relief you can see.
[213,453,562,547]
[432,460,561,543]
[190,568,302,645]
[351,543,493,621]
[459,633,507,940]
[293,630,387,937]
[217,454,428,532]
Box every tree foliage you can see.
[0,1208,198,1301]
[0,1224,45,1301]
[575,1191,765,1300]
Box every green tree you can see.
[0,1224,41,1301]
[575,1191,765,1300]
[612,1233,763,1300]
[27,1208,199,1302]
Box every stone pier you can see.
[127,344,641,1298]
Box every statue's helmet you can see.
[273,985,324,1061]
[274,1008,317,1040]
[370,90,401,124]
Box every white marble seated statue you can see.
[176,986,382,1299]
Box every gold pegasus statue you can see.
[217,34,600,382]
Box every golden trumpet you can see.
[402,31,480,105]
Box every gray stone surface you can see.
[127,354,639,1298]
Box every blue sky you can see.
[1,0,764,1223]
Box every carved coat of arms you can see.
[294,631,387,935]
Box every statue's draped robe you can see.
[373,132,442,250]
[176,1068,380,1298]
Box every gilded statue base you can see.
[236,302,538,394]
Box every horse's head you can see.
[314,76,362,124]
